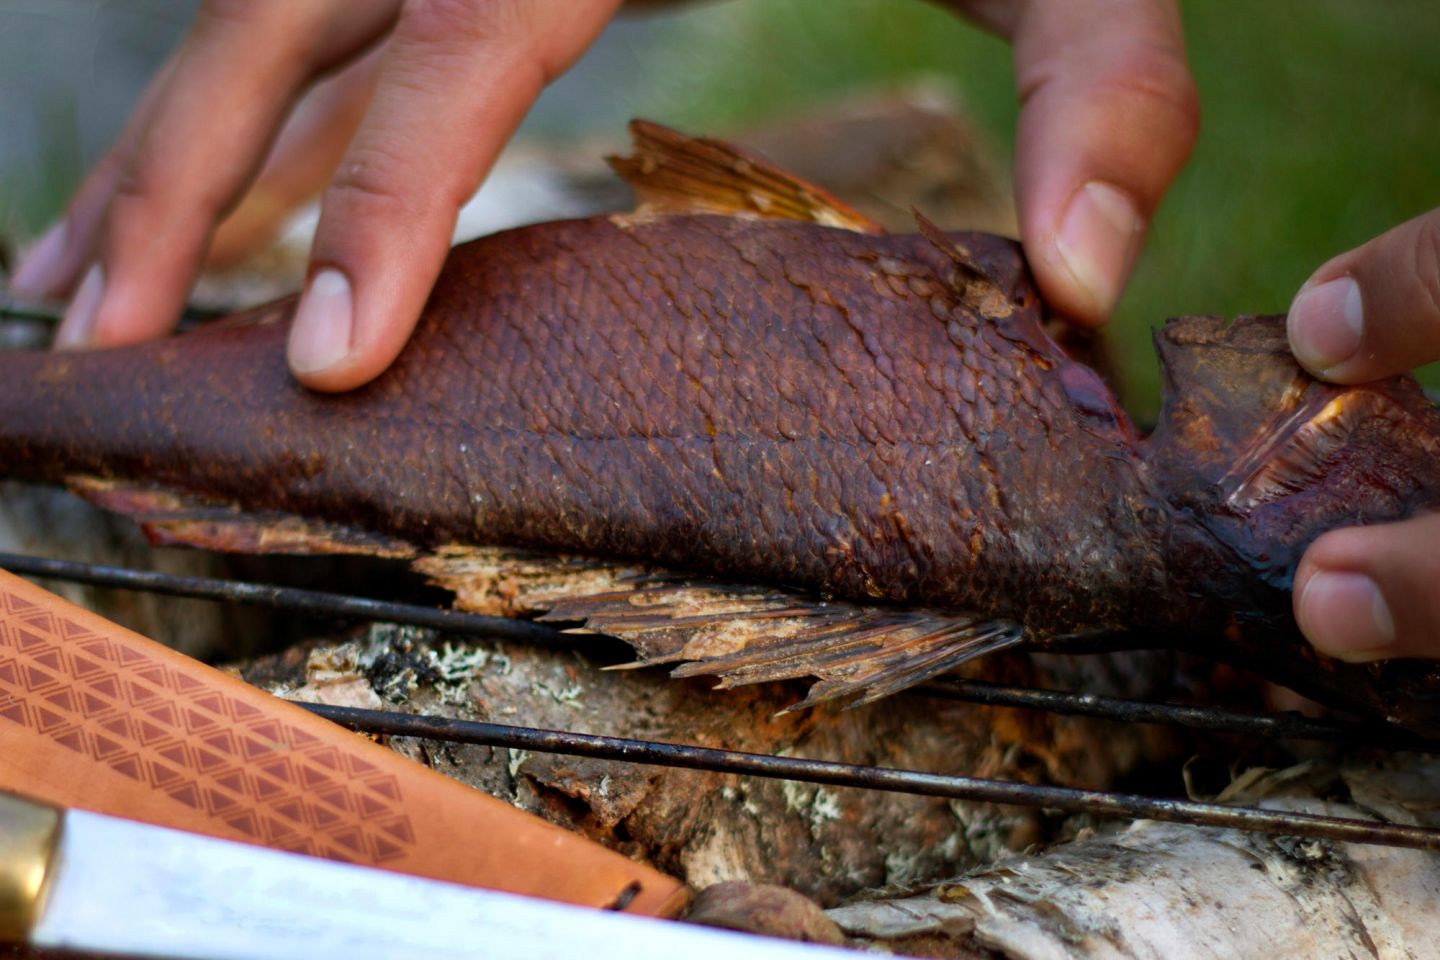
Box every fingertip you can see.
[1295,520,1440,662]
[296,165,453,392]
[54,262,176,352]
[1025,248,1106,327]
[9,220,71,298]
[1035,180,1145,325]
[1295,567,1395,663]
[1286,275,1365,381]
[288,267,355,380]
[1287,210,1440,381]
[288,266,413,392]
[289,336,406,393]
[54,263,105,350]
[1008,3,1195,326]
[281,0,624,392]
[57,262,196,352]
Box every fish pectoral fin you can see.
[607,119,885,233]
[64,475,418,558]
[536,576,1024,709]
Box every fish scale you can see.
[3,121,1440,734]
[0,214,1153,616]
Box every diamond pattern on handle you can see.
[0,586,415,863]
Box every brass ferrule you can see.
[0,791,61,944]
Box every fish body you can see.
[4,216,1163,630]
[4,123,1440,733]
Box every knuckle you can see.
[400,0,531,47]
[1097,50,1201,147]
[111,153,171,208]
[90,146,131,190]
[110,144,229,222]
[324,145,416,219]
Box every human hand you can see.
[1288,209,1440,661]
[946,0,1199,325]
[8,0,624,391]
[11,0,1196,392]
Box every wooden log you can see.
[238,622,1177,905]
[825,759,1440,957]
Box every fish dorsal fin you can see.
[912,208,1015,320]
[608,119,884,233]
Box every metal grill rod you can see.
[2,298,221,328]
[0,551,567,647]
[0,305,57,325]
[917,677,1433,751]
[299,702,1440,852]
[3,551,1432,748]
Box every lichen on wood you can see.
[238,621,1173,905]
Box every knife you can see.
[1,789,846,960]
[0,567,686,915]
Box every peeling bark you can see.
[827,760,1440,958]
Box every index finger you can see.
[1007,0,1198,324]
[288,0,624,392]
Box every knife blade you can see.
[1,790,847,960]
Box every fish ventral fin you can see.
[65,476,418,558]
[536,577,1024,712]
[608,119,885,233]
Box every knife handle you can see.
[0,790,60,944]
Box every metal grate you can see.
[3,550,1438,852]
[1,297,222,330]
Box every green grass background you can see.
[7,0,1439,413]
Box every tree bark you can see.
[827,759,1440,958]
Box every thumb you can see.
[1295,513,1440,662]
[1287,207,1440,382]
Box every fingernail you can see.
[55,263,104,350]
[9,220,69,296]
[1054,181,1143,317]
[1287,276,1363,374]
[288,268,354,374]
[1298,570,1396,662]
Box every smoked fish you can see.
[3,123,1440,735]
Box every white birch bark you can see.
[827,760,1440,959]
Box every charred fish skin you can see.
[1143,314,1440,731]
[0,215,1168,637]
[5,116,1440,735]
[4,217,1440,735]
